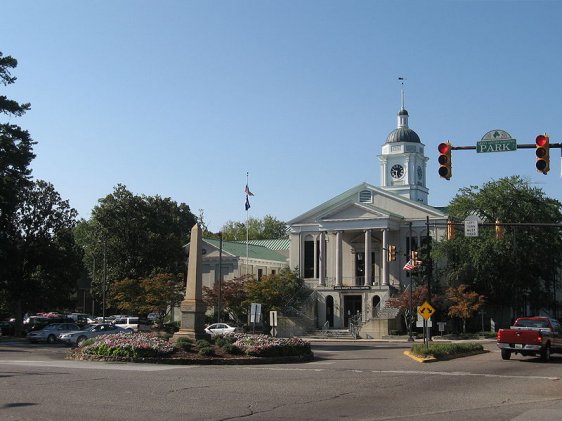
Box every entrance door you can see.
[344,295,362,327]
[326,295,334,327]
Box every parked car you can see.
[204,323,238,337]
[0,320,15,336]
[58,323,130,346]
[26,323,81,344]
[147,312,160,322]
[23,316,74,334]
[113,317,152,333]
[68,313,95,326]
[496,317,562,361]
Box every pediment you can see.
[289,182,447,227]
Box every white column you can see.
[335,231,342,286]
[382,229,389,286]
[313,234,318,280]
[364,230,371,286]
[319,232,325,286]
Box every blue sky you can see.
[2,1,562,232]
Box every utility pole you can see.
[426,216,432,341]
[408,222,414,342]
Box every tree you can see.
[4,180,82,325]
[141,273,185,323]
[446,284,486,333]
[244,268,311,316]
[108,273,184,323]
[0,51,36,317]
[434,176,562,314]
[75,184,197,308]
[386,286,441,333]
[220,215,287,240]
[202,275,249,324]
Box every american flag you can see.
[403,259,415,271]
[403,259,422,271]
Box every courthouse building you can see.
[287,103,447,336]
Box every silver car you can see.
[26,323,82,344]
[58,323,129,346]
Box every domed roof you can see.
[385,107,421,143]
[385,127,421,144]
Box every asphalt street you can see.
[1,339,562,420]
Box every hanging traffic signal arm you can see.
[436,140,561,180]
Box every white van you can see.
[113,317,151,333]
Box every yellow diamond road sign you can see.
[418,301,435,320]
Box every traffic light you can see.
[387,245,396,262]
[535,134,550,174]
[447,220,455,240]
[495,219,504,240]
[438,142,452,180]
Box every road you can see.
[1,339,561,420]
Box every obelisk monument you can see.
[174,223,208,341]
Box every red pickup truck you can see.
[496,317,562,361]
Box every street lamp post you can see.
[408,222,414,342]
[217,232,223,323]
[102,240,107,323]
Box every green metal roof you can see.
[203,239,288,263]
[233,238,290,251]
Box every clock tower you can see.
[378,98,429,204]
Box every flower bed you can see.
[79,332,175,358]
[67,332,313,364]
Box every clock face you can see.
[390,164,405,179]
[417,166,423,179]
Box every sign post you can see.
[418,301,436,348]
[464,215,480,237]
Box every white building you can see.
[287,104,448,336]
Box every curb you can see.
[404,349,489,363]
[403,351,436,363]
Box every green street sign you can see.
[477,139,517,153]
[477,129,517,153]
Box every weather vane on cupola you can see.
[398,76,406,111]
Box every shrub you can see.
[175,337,194,351]
[199,346,214,356]
[214,335,235,348]
[411,342,483,359]
[196,339,211,349]
[222,343,242,355]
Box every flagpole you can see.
[246,172,249,276]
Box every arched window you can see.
[372,295,381,318]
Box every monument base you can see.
[172,298,209,342]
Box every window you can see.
[258,269,263,280]
[304,240,314,278]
